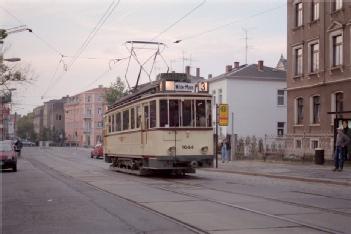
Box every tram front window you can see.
[182,100,194,127]
[196,100,206,127]
[169,100,180,127]
[207,100,212,127]
[160,100,168,127]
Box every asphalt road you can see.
[2,147,351,234]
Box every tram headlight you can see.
[168,146,176,156]
[201,146,208,154]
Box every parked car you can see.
[22,140,36,147]
[0,140,17,172]
[91,144,103,159]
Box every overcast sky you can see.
[0,0,286,115]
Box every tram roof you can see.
[107,72,209,112]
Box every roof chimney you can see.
[225,65,232,73]
[208,74,212,79]
[98,85,103,88]
[234,61,239,69]
[196,67,200,77]
[257,60,264,71]
[185,65,191,76]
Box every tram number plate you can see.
[182,145,194,150]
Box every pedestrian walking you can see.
[333,126,351,171]
[342,120,351,161]
[221,140,227,163]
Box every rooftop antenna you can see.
[242,27,249,65]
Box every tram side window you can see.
[116,112,121,131]
[123,110,129,130]
[108,115,111,133]
[159,100,168,127]
[169,100,180,127]
[150,101,156,128]
[182,100,194,127]
[136,106,141,128]
[143,105,149,129]
[112,114,115,132]
[196,100,206,127]
[207,100,212,127]
[131,108,135,129]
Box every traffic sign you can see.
[219,104,228,126]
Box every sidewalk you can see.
[202,159,351,186]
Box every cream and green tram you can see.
[103,73,214,175]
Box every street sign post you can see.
[219,104,229,126]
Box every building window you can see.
[296,97,304,125]
[97,108,102,116]
[295,139,302,149]
[310,43,319,72]
[312,1,319,21]
[218,89,222,104]
[212,90,216,105]
[333,0,343,11]
[294,47,303,76]
[335,92,343,118]
[97,122,103,128]
[295,2,303,27]
[312,96,320,124]
[277,90,285,106]
[332,34,343,66]
[87,96,91,102]
[311,140,319,149]
[277,122,285,136]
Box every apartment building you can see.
[64,86,107,146]
[287,0,351,159]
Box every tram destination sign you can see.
[162,81,208,93]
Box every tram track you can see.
[26,153,209,234]
[149,181,341,234]
[155,176,351,218]
[27,148,348,233]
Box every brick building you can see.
[287,0,351,159]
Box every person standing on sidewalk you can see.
[342,120,351,161]
[334,127,351,171]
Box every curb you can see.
[200,168,351,186]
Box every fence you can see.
[231,134,335,161]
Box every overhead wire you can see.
[150,0,207,41]
[174,3,285,43]
[42,0,121,98]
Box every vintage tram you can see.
[103,73,214,175]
